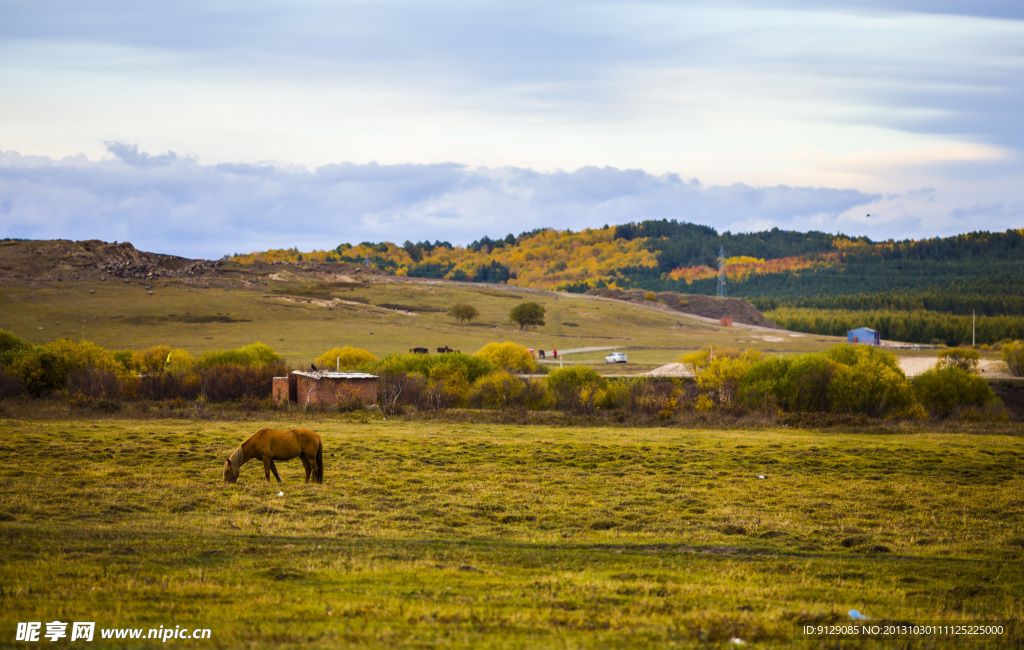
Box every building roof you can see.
[848,327,878,333]
[291,371,378,379]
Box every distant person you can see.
[552,349,558,359]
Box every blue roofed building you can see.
[847,327,880,345]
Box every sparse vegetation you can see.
[1,418,1022,648]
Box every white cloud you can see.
[2,2,1023,253]
[13,144,1015,260]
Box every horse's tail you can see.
[316,439,324,484]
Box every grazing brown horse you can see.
[223,428,323,484]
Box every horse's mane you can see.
[228,446,244,478]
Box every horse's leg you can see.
[262,457,283,483]
[306,454,319,484]
[300,455,312,483]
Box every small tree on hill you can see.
[448,303,480,325]
[509,302,545,330]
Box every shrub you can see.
[619,378,684,417]
[420,357,471,410]
[679,347,746,375]
[130,345,171,373]
[377,370,426,415]
[781,354,843,412]
[599,380,631,411]
[825,343,901,373]
[679,348,712,374]
[133,371,201,401]
[474,342,536,373]
[375,352,495,385]
[739,356,792,412]
[742,353,841,413]
[913,366,1000,418]
[199,362,287,402]
[314,346,377,371]
[197,342,281,368]
[1003,340,1024,377]
[0,367,25,398]
[0,329,30,366]
[469,369,550,410]
[694,350,762,409]
[742,347,908,416]
[546,366,607,413]
[66,366,123,401]
[11,339,118,397]
[826,348,913,417]
[937,348,980,373]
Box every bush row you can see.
[0,328,1019,422]
[0,331,285,403]
[372,344,1008,422]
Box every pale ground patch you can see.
[898,357,1010,378]
[648,362,693,377]
[269,295,417,315]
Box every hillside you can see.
[0,238,383,286]
[0,239,220,282]
[586,289,779,329]
[227,222,1024,345]
[0,238,829,369]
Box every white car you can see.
[605,352,628,364]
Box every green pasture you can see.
[1,416,1022,648]
[0,276,843,369]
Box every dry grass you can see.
[1,416,1022,647]
[0,276,844,371]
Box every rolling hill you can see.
[0,238,836,370]
[227,221,1024,345]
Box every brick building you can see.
[273,371,378,407]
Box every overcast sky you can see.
[2,0,1022,259]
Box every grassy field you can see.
[1,274,847,370]
[1,415,1022,648]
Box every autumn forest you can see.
[231,221,1024,346]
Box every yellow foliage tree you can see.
[473,342,537,373]
[314,346,378,371]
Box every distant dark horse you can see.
[223,428,323,484]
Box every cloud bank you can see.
[6,144,1019,260]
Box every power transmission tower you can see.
[716,246,727,298]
